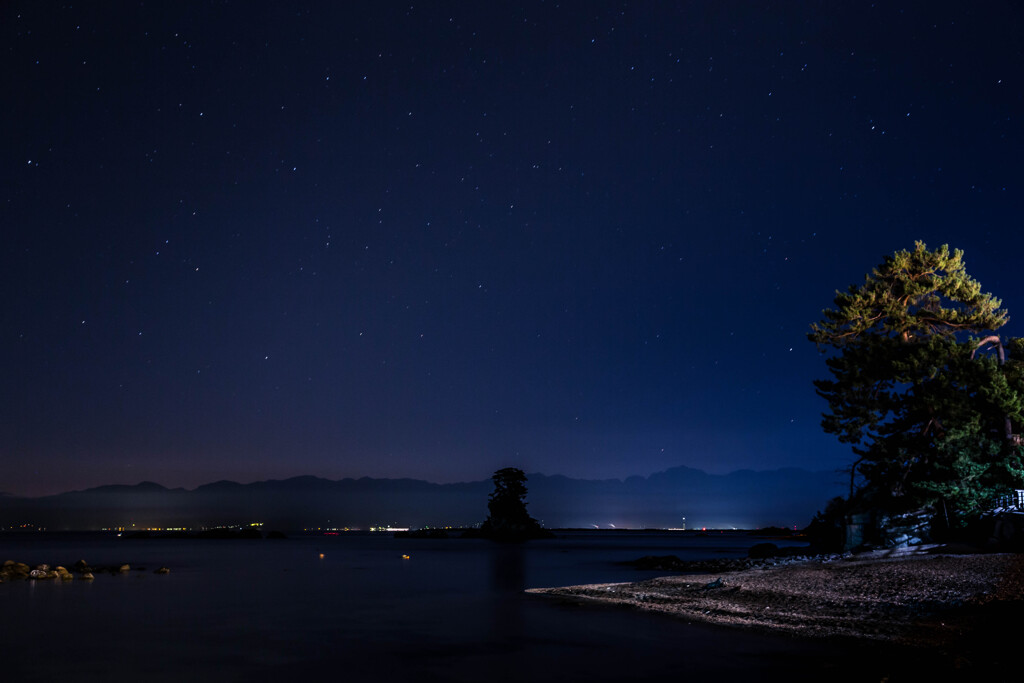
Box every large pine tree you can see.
[809,242,1024,520]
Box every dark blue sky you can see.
[3,2,1023,496]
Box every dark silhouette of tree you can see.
[479,467,550,541]
[809,242,1024,523]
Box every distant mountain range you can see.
[0,466,847,531]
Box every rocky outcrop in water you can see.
[0,559,170,582]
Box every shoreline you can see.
[528,547,1024,648]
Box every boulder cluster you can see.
[1,559,170,582]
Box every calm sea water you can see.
[0,531,932,682]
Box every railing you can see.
[995,489,1024,510]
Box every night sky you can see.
[4,2,1023,497]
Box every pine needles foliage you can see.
[809,242,1024,523]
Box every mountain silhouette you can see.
[0,467,845,531]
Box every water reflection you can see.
[490,542,526,660]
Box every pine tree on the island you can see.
[478,467,551,541]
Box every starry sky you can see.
[3,2,1023,497]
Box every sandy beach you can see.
[528,547,1024,648]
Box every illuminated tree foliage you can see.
[809,242,1024,519]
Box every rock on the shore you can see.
[1,561,31,581]
[989,511,1024,550]
[747,542,779,559]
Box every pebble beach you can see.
[529,547,1024,648]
